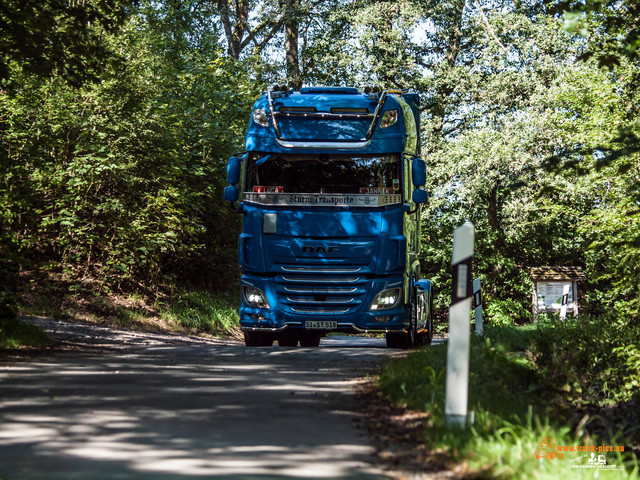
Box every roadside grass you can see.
[1,292,51,349]
[12,272,241,339]
[157,290,239,335]
[378,320,640,479]
[0,316,51,349]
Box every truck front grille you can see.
[277,267,366,315]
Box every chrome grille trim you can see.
[286,297,356,304]
[282,275,361,283]
[291,307,350,314]
[281,266,362,273]
[283,286,358,294]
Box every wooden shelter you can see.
[530,266,586,321]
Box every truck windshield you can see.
[246,154,401,195]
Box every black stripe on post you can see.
[451,256,473,306]
[473,289,482,309]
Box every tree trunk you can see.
[430,0,467,137]
[487,181,505,249]
[284,0,301,89]
[217,0,249,59]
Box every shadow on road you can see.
[1,322,397,479]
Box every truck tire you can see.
[385,331,410,349]
[278,329,299,347]
[386,292,419,349]
[244,331,274,347]
[299,330,321,347]
[423,295,434,345]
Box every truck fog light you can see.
[253,108,269,127]
[370,288,401,311]
[243,286,270,308]
[372,315,392,322]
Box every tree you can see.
[0,0,258,292]
[0,0,134,87]
[217,0,284,59]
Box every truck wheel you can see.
[385,331,410,349]
[387,300,422,348]
[244,331,274,347]
[299,331,321,347]
[416,294,431,346]
[423,295,434,345]
[278,329,299,347]
[408,293,421,347]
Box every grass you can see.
[378,322,640,479]
[0,316,51,349]
[157,290,239,335]
[8,273,241,341]
[0,291,49,348]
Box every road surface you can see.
[0,318,400,479]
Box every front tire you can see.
[244,331,274,347]
[386,285,421,349]
[423,294,434,345]
[299,330,321,347]
[277,329,299,347]
[385,331,410,349]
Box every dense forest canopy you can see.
[0,0,638,324]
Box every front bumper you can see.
[239,273,409,333]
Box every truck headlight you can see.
[253,108,268,127]
[379,109,398,128]
[243,286,270,308]
[370,288,401,310]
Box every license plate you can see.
[304,321,337,330]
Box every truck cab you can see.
[224,86,433,348]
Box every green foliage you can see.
[0,0,134,87]
[581,199,640,318]
[1,1,258,293]
[0,317,51,349]
[381,335,545,421]
[0,291,18,320]
[485,299,529,327]
[532,315,640,405]
[379,325,639,478]
[158,290,239,335]
[0,0,638,361]
[0,293,51,349]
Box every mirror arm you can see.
[403,203,419,215]
[228,201,244,213]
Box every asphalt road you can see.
[0,319,399,480]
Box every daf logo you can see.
[302,246,339,253]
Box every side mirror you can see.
[226,156,241,184]
[412,158,426,187]
[223,185,239,203]
[412,188,429,204]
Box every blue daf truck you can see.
[223,86,433,348]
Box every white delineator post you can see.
[473,278,483,336]
[445,221,475,428]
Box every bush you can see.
[532,314,640,404]
[0,291,18,320]
[378,323,639,479]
